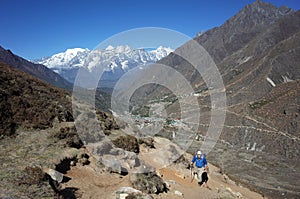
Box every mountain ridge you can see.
[34,45,173,85]
[0,46,73,90]
[129,1,300,198]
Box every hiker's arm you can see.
[204,158,208,167]
[191,156,196,165]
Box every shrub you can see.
[112,135,139,153]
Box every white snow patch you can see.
[121,60,129,70]
[87,56,100,71]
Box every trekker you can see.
[191,151,208,186]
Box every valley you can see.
[0,0,299,198]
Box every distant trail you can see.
[226,109,300,142]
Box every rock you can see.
[164,181,170,188]
[164,179,177,189]
[109,148,140,169]
[78,157,89,166]
[236,192,243,198]
[174,190,184,197]
[119,193,128,199]
[90,141,140,173]
[96,141,113,155]
[45,168,63,183]
[77,153,90,166]
[138,137,155,149]
[156,170,163,177]
[226,187,236,197]
[129,172,168,194]
[116,187,153,199]
[173,154,189,167]
[70,160,76,166]
[167,180,177,185]
[223,174,229,183]
[118,187,142,194]
[103,158,122,174]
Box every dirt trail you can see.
[157,165,263,199]
[62,161,263,199]
[62,137,265,199]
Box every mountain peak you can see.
[34,45,173,84]
[217,0,294,37]
[105,45,115,51]
[65,48,88,54]
[253,0,263,5]
[242,0,293,18]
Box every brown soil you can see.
[61,138,265,199]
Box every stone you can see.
[236,192,243,198]
[116,187,153,199]
[129,172,168,194]
[175,190,183,197]
[45,168,63,183]
[96,141,113,155]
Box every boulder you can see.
[116,187,153,199]
[44,168,63,183]
[174,190,184,197]
[129,172,168,194]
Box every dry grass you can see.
[0,62,73,137]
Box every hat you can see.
[197,151,202,155]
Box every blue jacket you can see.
[192,155,207,168]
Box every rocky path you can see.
[61,137,264,199]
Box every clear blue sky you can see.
[1,0,299,59]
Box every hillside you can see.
[0,61,121,198]
[0,46,73,90]
[126,1,300,198]
[0,61,73,137]
[0,60,264,199]
[1,0,299,198]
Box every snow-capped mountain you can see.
[34,45,173,86]
[35,48,90,71]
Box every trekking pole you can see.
[190,164,195,183]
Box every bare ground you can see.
[62,137,265,199]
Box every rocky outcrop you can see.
[129,172,168,194]
[88,141,140,174]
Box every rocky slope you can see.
[59,137,264,199]
[0,61,120,198]
[127,1,300,198]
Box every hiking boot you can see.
[198,182,203,186]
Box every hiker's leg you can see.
[197,167,204,183]
[203,172,208,183]
[202,172,209,187]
